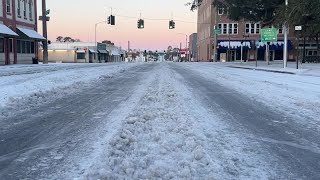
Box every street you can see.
[0,62,319,179]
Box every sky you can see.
[37,0,197,51]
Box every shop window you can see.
[9,39,13,53]
[77,53,86,59]
[31,42,35,53]
[22,41,26,53]
[26,41,31,53]
[0,39,4,53]
[17,40,21,53]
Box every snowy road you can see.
[0,62,319,179]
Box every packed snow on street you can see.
[0,62,319,179]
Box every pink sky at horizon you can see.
[37,0,197,51]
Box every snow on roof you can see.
[0,24,18,36]
[17,27,45,40]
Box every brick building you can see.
[0,0,44,65]
[197,1,297,62]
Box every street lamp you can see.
[283,0,289,68]
[95,21,107,48]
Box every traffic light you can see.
[137,19,144,29]
[107,15,115,25]
[169,20,175,29]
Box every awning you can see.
[98,50,108,54]
[111,50,120,56]
[0,24,18,37]
[256,40,292,50]
[89,49,96,53]
[218,41,252,50]
[16,27,45,41]
[76,50,85,53]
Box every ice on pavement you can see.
[84,63,281,179]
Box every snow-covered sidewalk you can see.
[176,63,320,130]
[219,61,320,76]
[0,63,140,109]
[84,63,281,179]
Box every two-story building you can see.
[0,0,45,65]
[197,1,297,62]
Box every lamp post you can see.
[95,21,107,48]
[283,0,289,68]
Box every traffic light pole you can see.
[42,0,48,64]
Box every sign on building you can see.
[261,28,278,42]
[214,29,221,35]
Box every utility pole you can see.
[42,0,48,64]
[283,0,289,68]
[213,7,218,62]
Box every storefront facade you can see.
[0,0,44,65]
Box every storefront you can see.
[217,40,252,62]
[256,40,293,61]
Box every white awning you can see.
[17,27,45,41]
[76,50,85,53]
[218,41,251,48]
[0,24,18,37]
[98,50,108,54]
[89,49,96,53]
[111,50,120,56]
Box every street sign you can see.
[295,26,302,31]
[214,29,221,35]
[261,28,278,42]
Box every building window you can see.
[6,0,11,14]
[219,23,238,35]
[77,53,86,59]
[223,24,227,34]
[256,24,260,34]
[0,39,4,53]
[29,0,33,20]
[245,23,260,34]
[218,7,224,15]
[17,0,21,17]
[24,0,27,18]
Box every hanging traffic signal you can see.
[108,16,111,24]
[169,20,175,29]
[107,15,115,25]
[137,19,144,29]
[111,15,115,25]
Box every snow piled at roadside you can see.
[0,63,138,107]
[178,63,320,130]
[84,63,279,179]
[0,63,140,118]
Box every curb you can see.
[228,66,296,75]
